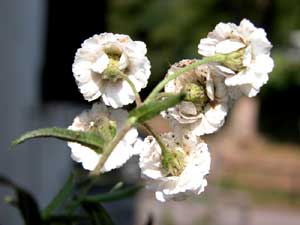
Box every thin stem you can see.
[119,72,142,106]
[90,121,133,176]
[155,92,176,100]
[141,123,166,152]
[144,55,226,104]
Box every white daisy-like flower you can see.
[68,102,138,172]
[162,59,228,136]
[72,33,151,108]
[198,19,274,97]
[139,132,211,202]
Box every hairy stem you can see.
[141,123,166,152]
[90,121,133,176]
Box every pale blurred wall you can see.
[0,1,81,224]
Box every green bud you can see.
[161,148,186,177]
[183,83,209,110]
[222,48,246,72]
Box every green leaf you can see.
[0,175,42,225]
[12,127,105,153]
[17,191,42,225]
[82,185,142,203]
[43,215,88,224]
[66,185,142,214]
[42,173,74,219]
[129,93,185,123]
[81,202,115,225]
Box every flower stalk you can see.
[90,120,134,176]
[118,72,142,106]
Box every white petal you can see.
[215,39,245,54]
[198,38,218,56]
[91,54,109,74]
[178,102,198,116]
[251,54,274,74]
[215,65,235,75]
[118,53,129,70]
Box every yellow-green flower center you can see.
[102,49,127,82]
[161,147,186,177]
[183,83,209,111]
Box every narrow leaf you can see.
[43,215,88,224]
[82,185,142,203]
[129,93,185,123]
[12,127,105,152]
[17,190,42,225]
[81,202,115,225]
[42,173,74,219]
[0,175,42,225]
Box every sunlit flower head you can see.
[162,59,228,136]
[68,103,138,172]
[139,132,211,202]
[198,19,274,97]
[72,33,151,108]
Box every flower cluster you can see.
[68,19,273,202]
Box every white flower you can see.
[139,132,211,202]
[198,19,274,97]
[162,59,228,136]
[68,102,138,172]
[72,33,151,108]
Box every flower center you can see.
[101,48,128,82]
[88,117,117,143]
[182,82,209,113]
[161,147,186,177]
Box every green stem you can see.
[119,72,142,106]
[155,92,177,100]
[42,173,74,219]
[141,123,167,153]
[90,121,134,176]
[144,55,226,104]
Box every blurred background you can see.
[0,0,300,224]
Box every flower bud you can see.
[183,83,208,108]
[161,148,186,177]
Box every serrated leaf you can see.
[129,93,185,123]
[81,202,115,225]
[0,175,42,225]
[12,127,105,153]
